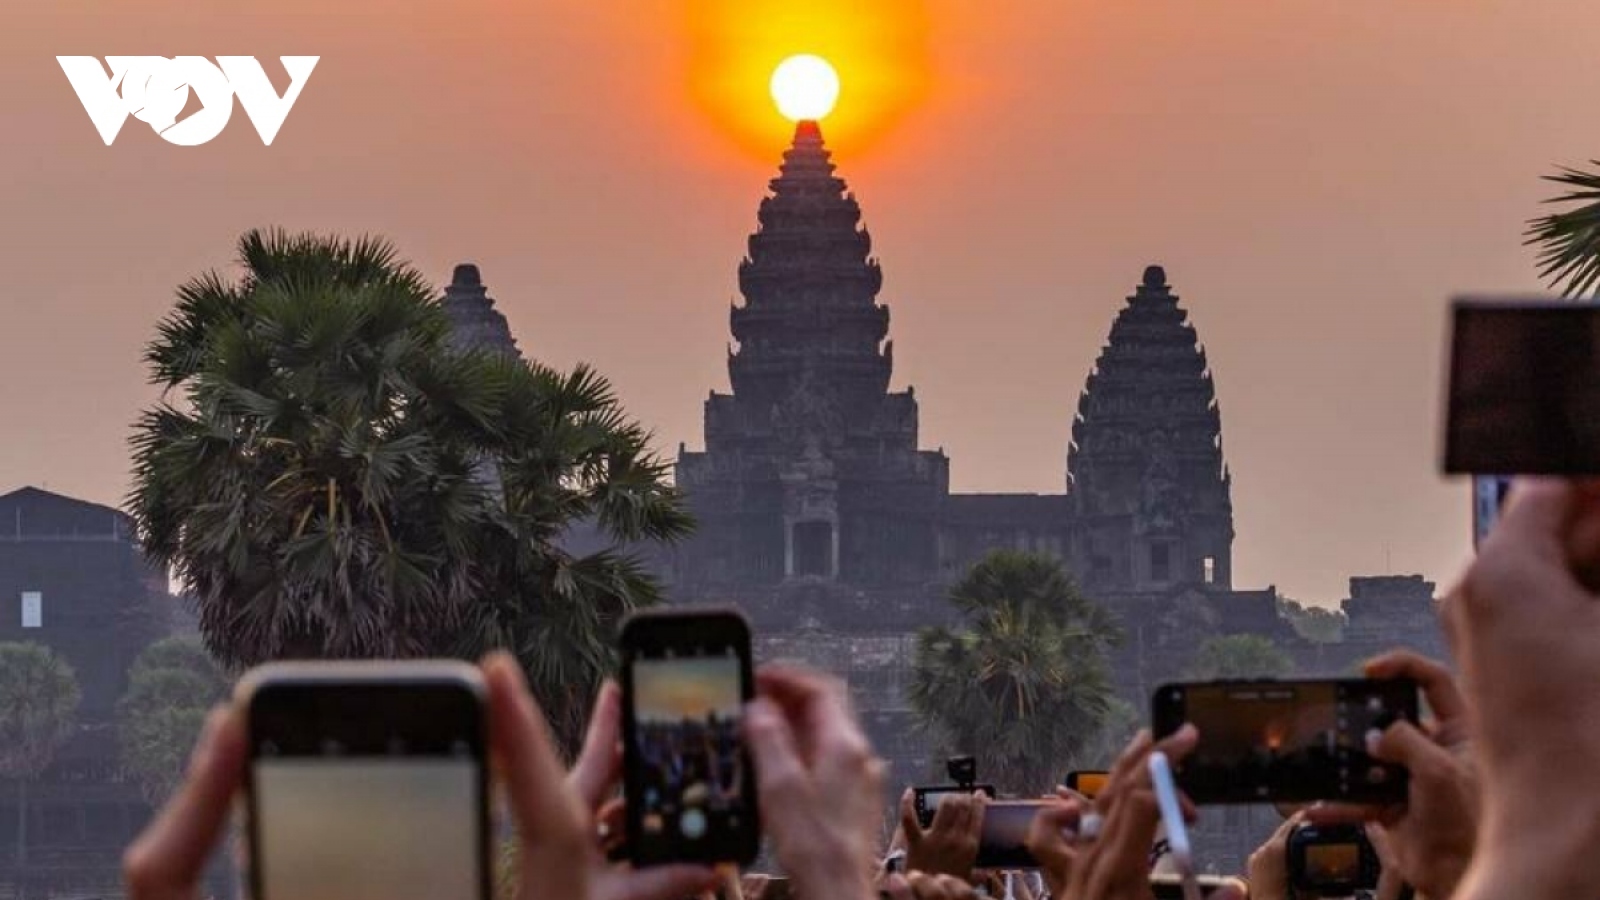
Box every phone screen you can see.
[1445,299,1600,474]
[622,611,757,866]
[247,679,488,900]
[1065,770,1109,798]
[977,802,1044,869]
[1152,679,1418,804]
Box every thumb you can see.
[1369,721,1445,775]
[899,788,923,845]
[744,697,806,808]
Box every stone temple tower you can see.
[442,264,519,357]
[1067,265,1234,595]
[675,121,949,617]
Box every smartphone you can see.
[620,608,760,867]
[975,801,1047,869]
[239,661,490,900]
[1151,678,1420,804]
[1063,770,1108,799]
[913,784,997,828]
[1444,298,1600,475]
[1287,823,1380,896]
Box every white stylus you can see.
[1148,751,1201,900]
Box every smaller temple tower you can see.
[442,264,519,357]
[1067,266,1234,594]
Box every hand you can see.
[1442,479,1600,900]
[127,655,596,900]
[898,788,984,878]
[1306,651,1477,899]
[881,872,981,900]
[1026,726,1224,900]
[744,666,884,900]
[123,706,245,900]
[564,679,720,900]
[1245,813,1301,900]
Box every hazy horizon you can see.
[7,1,1598,607]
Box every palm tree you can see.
[0,643,81,900]
[118,636,230,804]
[128,229,692,753]
[907,550,1122,796]
[1186,634,1294,680]
[1526,162,1600,297]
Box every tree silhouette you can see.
[908,550,1122,795]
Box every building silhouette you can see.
[0,487,171,898]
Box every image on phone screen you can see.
[1152,679,1417,804]
[248,679,488,900]
[623,614,757,866]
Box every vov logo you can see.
[57,56,319,146]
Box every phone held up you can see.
[620,608,760,867]
[1444,298,1600,547]
[975,801,1047,870]
[1151,678,1420,804]
[238,661,491,900]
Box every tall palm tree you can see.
[128,229,692,752]
[907,550,1122,796]
[1526,162,1600,297]
[0,643,81,900]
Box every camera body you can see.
[911,756,992,829]
[1287,823,1379,897]
[946,754,978,788]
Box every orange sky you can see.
[5,1,1600,606]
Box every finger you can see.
[482,652,586,851]
[884,873,915,900]
[1105,788,1161,876]
[907,872,943,900]
[934,874,972,900]
[568,680,622,810]
[1209,881,1249,900]
[124,705,245,899]
[1362,651,1467,726]
[602,865,721,900]
[1369,720,1451,782]
[1152,723,1199,764]
[1099,729,1152,812]
[929,791,965,835]
[744,697,808,809]
[756,666,871,767]
[967,792,989,841]
[900,788,924,844]
[1304,801,1378,825]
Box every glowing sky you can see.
[6,1,1600,605]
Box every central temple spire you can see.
[676,121,949,589]
[722,121,896,449]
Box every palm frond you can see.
[1527,161,1600,298]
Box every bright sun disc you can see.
[770,54,840,122]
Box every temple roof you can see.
[1067,265,1230,514]
[442,263,519,357]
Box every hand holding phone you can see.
[239,661,492,900]
[1152,678,1420,805]
[620,609,760,867]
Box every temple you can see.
[441,121,1445,871]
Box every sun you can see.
[770,54,840,122]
